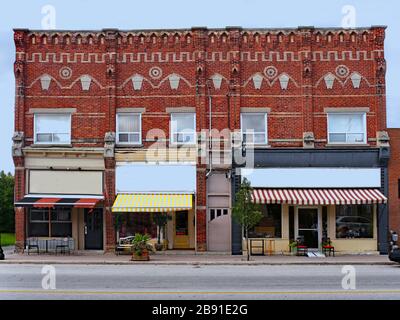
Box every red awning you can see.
[252,188,387,205]
[15,197,102,209]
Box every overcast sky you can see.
[0,0,399,173]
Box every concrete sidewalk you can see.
[0,247,395,265]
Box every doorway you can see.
[84,208,103,250]
[173,210,190,249]
[295,207,321,249]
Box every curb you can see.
[0,260,396,266]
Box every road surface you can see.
[1,264,400,299]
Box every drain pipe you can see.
[206,79,213,178]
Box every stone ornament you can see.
[80,75,92,91]
[335,65,350,78]
[324,73,335,89]
[59,66,72,79]
[40,74,52,90]
[264,66,278,79]
[149,66,162,79]
[350,72,362,89]
[279,74,290,90]
[104,132,116,158]
[132,74,144,91]
[211,74,223,90]
[12,132,24,157]
[168,74,180,90]
[252,73,263,89]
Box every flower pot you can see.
[131,249,150,261]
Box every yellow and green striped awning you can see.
[112,193,193,213]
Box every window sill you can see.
[31,143,72,148]
[169,143,197,147]
[245,144,271,149]
[116,144,144,148]
[325,143,370,148]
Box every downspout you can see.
[206,80,213,178]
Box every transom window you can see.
[34,114,71,144]
[327,113,366,144]
[170,113,196,144]
[240,113,268,144]
[117,113,142,144]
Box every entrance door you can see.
[84,209,103,250]
[296,208,319,248]
[174,211,190,249]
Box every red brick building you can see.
[388,129,400,235]
[12,26,391,255]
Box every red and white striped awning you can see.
[252,188,387,205]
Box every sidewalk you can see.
[0,247,395,265]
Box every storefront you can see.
[112,164,196,250]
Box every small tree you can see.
[152,213,170,249]
[232,178,263,261]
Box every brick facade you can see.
[388,129,400,234]
[13,26,388,252]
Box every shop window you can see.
[170,113,196,144]
[209,208,228,221]
[322,206,328,240]
[327,113,366,144]
[249,204,281,238]
[240,113,268,145]
[119,212,157,238]
[116,113,142,144]
[289,206,294,241]
[336,205,373,239]
[34,113,71,144]
[28,208,72,237]
[176,210,189,236]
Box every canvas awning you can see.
[252,188,387,206]
[112,193,193,213]
[15,196,103,209]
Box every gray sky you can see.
[1,0,399,173]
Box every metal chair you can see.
[27,238,39,255]
[56,237,71,255]
[322,237,335,257]
[296,236,308,256]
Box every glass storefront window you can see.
[249,204,282,238]
[336,205,373,239]
[28,208,72,237]
[119,212,157,238]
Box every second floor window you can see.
[328,113,366,144]
[170,113,196,144]
[241,113,268,144]
[34,113,71,144]
[117,113,141,144]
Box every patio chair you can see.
[296,236,308,256]
[115,236,135,255]
[322,237,335,257]
[27,238,39,255]
[56,237,71,255]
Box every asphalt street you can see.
[1,264,400,300]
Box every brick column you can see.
[193,27,208,251]
[104,157,116,252]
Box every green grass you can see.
[0,233,15,246]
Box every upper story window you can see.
[116,113,142,145]
[327,113,366,144]
[170,113,196,145]
[34,114,71,144]
[241,113,268,145]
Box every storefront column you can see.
[327,205,336,240]
[104,158,116,252]
[281,204,289,239]
[15,207,25,253]
[196,167,207,251]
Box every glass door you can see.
[296,208,319,248]
[173,211,189,249]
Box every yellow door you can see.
[174,211,190,249]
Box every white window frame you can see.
[327,112,367,144]
[34,113,71,145]
[170,112,196,145]
[240,112,268,145]
[116,113,142,145]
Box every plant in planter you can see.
[152,213,171,251]
[289,240,297,255]
[131,233,154,261]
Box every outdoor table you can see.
[27,237,74,253]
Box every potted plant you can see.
[131,233,154,261]
[152,213,170,251]
[289,240,297,255]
